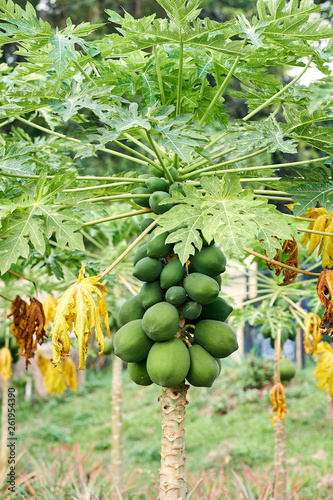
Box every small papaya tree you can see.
[0,0,333,497]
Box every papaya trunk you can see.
[111,355,123,498]
[274,418,287,500]
[159,382,188,500]
[1,379,8,464]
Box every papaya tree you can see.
[0,0,333,497]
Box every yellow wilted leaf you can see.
[270,382,288,425]
[51,263,110,370]
[295,207,333,268]
[62,358,77,392]
[37,352,77,395]
[42,294,58,326]
[0,347,12,381]
[313,341,333,397]
[304,312,322,354]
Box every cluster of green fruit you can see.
[260,318,297,348]
[130,167,184,213]
[114,176,238,388]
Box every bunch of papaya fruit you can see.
[113,174,238,388]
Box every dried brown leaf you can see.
[7,295,29,354]
[263,236,299,285]
[21,298,47,368]
[317,269,333,336]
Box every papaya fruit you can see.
[183,301,202,320]
[146,338,190,387]
[133,244,148,266]
[114,319,154,362]
[271,327,289,343]
[139,281,164,309]
[261,321,271,339]
[199,297,233,322]
[275,298,289,311]
[146,177,168,193]
[138,174,151,179]
[183,273,219,305]
[147,230,173,259]
[186,345,219,387]
[149,166,164,177]
[215,357,222,376]
[118,295,146,326]
[190,246,226,277]
[160,259,185,289]
[168,166,179,181]
[128,360,153,386]
[288,324,297,341]
[213,274,222,291]
[142,302,179,341]
[103,338,113,355]
[131,187,152,208]
[165,286,187,306]
[279,357,296,382]
[169,182,185,196]
[133,257,163,282]
[149,191,173,214]
[194,320,238,358]
[140,218,155,233]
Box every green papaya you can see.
[138,174,151,179]
[103,338,113,355]
[183,301,202,320]
[261,321,271,339]
[186,345,219,387]
[149,191,173,214]
[215,357,222,377]
[147,338,190,387]
[194,320,238,358]
[271,327,289,343]
[169,182,185,196]
[212,274,222,291]
[133,244,148,266]
[139,281,164,309]
[199,297,233,322]
[146,177,168,193]
[183,273,219,305]
[288,324,297,341]
[168,166,179,181]
[128,360,153,386]
[149,166,164,177]
[142,302,179,341]
[160,259,185,289]
[131,187,152,208]
[279,357,296,382]
[114,319,154,362]
[118,295,146,326]
[133,257,163,282]
[190,246,226,277]
[275,298,289,310]
[140,218,155,233]
[147,230,173,259]
[165,286,187,306]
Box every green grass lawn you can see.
[2,356,333,499]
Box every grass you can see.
[1,355,333,498]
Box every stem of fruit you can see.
[15,116,150,167]
[181,147,236,175]
[78,193,151,204]
[146,132,174,184]
[82,208,153,227]
[64,181,134,192]
[99,218,160,279]
[123,132,157,158]
[199,55,240,126]
[180,148,267,180]
[243,58,312,122]
[113,139,162,170]
[154,46,166,105]
[159,382,188,500]
[243,247,321,277]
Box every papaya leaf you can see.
[51,263,110,370]
[158,175,294,264]
[288,181,333,216]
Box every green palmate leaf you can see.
[0,173,84,274]
[224,117,298,155]
[0,142,36,174]
[157,175,294,264]
[307,78,333,113]
[156,0,203,25]
[284,108,333,155]
[236,14,269,47]
[288,181,333,217]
